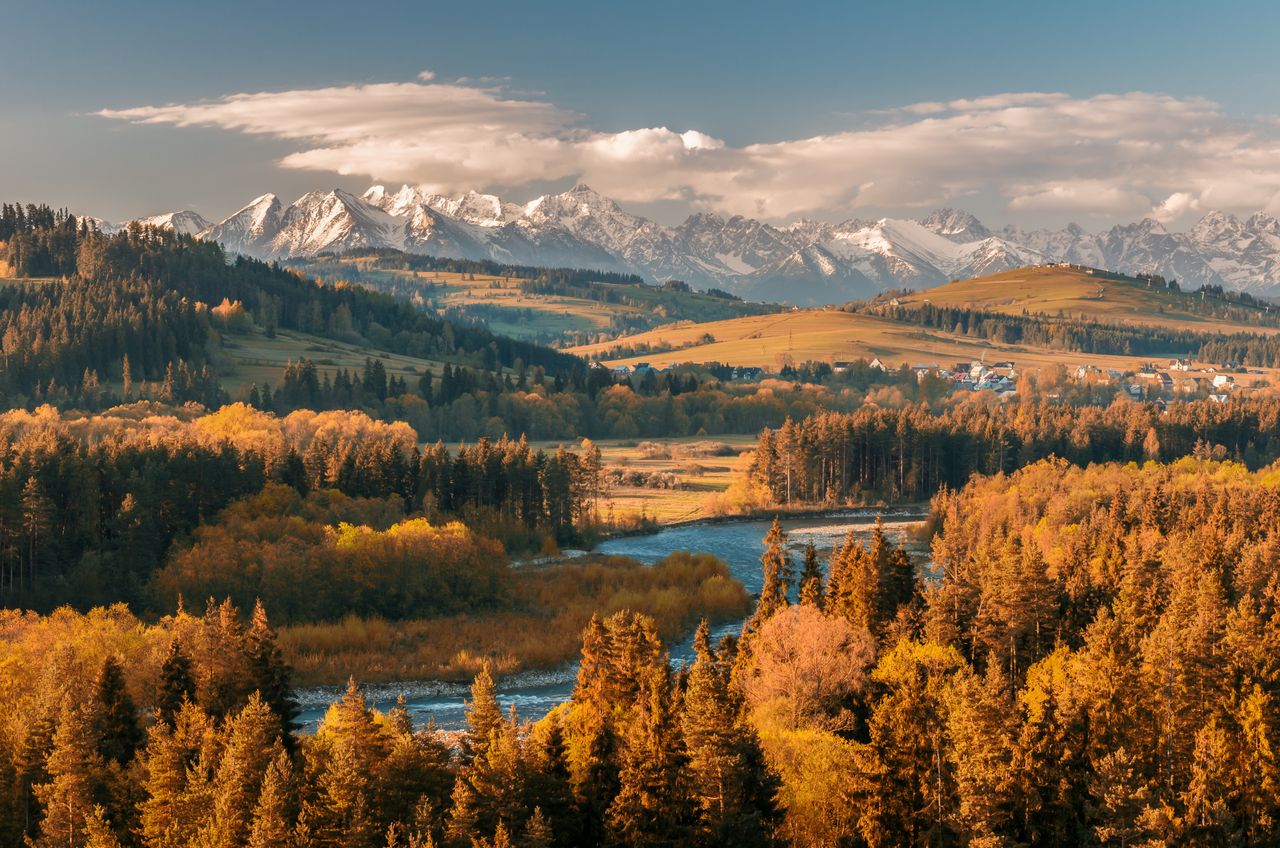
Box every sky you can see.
[7,0,1280,228]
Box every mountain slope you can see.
[92,186,1280,303]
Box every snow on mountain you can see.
[1187,211,1280,293]
[264,189,407,258]
[133,210,212,236]
[121,183,1280,304]
[199,194,283,256]
[919,208,992,243]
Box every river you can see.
[295,507,931,731]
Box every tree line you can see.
[751,395,1280,505]
[863,298,1280,365]
[0,209,581,407]
[0,404,603,613]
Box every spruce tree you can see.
[92,656,142,766]
[247,750,295,848]
[155,639,197,728]
[82,805,124,848]
[747,518,792,633]
[245,600,301,747]
[798,541,824,609]
[682,621,779,847]
[31,701,106,848]
[464,663,504,763]
[204,694,282,848]
[606,666,690,847]
[522,806,554,848]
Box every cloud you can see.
[97,77,1280,223]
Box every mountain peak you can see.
[920,208,992,242]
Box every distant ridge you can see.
[99,187,1280,303]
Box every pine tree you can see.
[92,656,142,766]
[247,750,295,848]
[155,639,197,728]
[606,666,690,847]
[31,701,106,848]
[797,542,824,609]
[747,518,792,632]
[82,805,124,848]
[245,600,301,747]
[682,621,779,847]
[464,663,504,763]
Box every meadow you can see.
[277,551,751,685]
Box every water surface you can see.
[297,507,929,730]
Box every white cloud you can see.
[97,77,1280,223]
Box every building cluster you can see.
[1077,357,1245,403]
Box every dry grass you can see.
[218,325,449,396]
[278,551,751,685]
[532,435,758,525]
[568,308,1280,386]
[897,266,1280,335]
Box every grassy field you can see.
[893,266,1280,335]
[531,434,758,525]
[218,325,449,396]
[569,307,1280,386]
[296,257,775,344]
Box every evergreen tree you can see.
[247,750,295,848]
[464,663,504,763]
[155,639,197,728]
[245,600,301,747]
[797,542,824,609]
[31,701,107,848]
[747,518,792,633]
[92,656,142,766]
[606,666,690,847]
[682,621,779,847]
[202,694,282,848]
[82,805,124,848]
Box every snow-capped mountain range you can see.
[107,185,1280,304]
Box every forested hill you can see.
[0,203,582,407]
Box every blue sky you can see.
[7,0,1280,227]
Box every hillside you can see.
[571,292,1280,384]
[290,250,777,346]
[887,265,1280,334]
[569,309,1170,373]
[92,186,1280,301]
[0,207,582,410]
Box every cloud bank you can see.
[98,76,1280,222]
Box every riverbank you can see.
[279,548,750,688]
[296,508,932,730]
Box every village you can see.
[601,353,1261,406]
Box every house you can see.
[733,366,764,381]
[1210,393,1230,404]
[611,365,632,377]
[869,357,888,371]
[1213,374,1236,390]
[1169,358,1192,372]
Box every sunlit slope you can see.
[568,309,1170,372]
[893,266,1279,334]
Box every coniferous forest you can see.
[9,196,1280,848]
